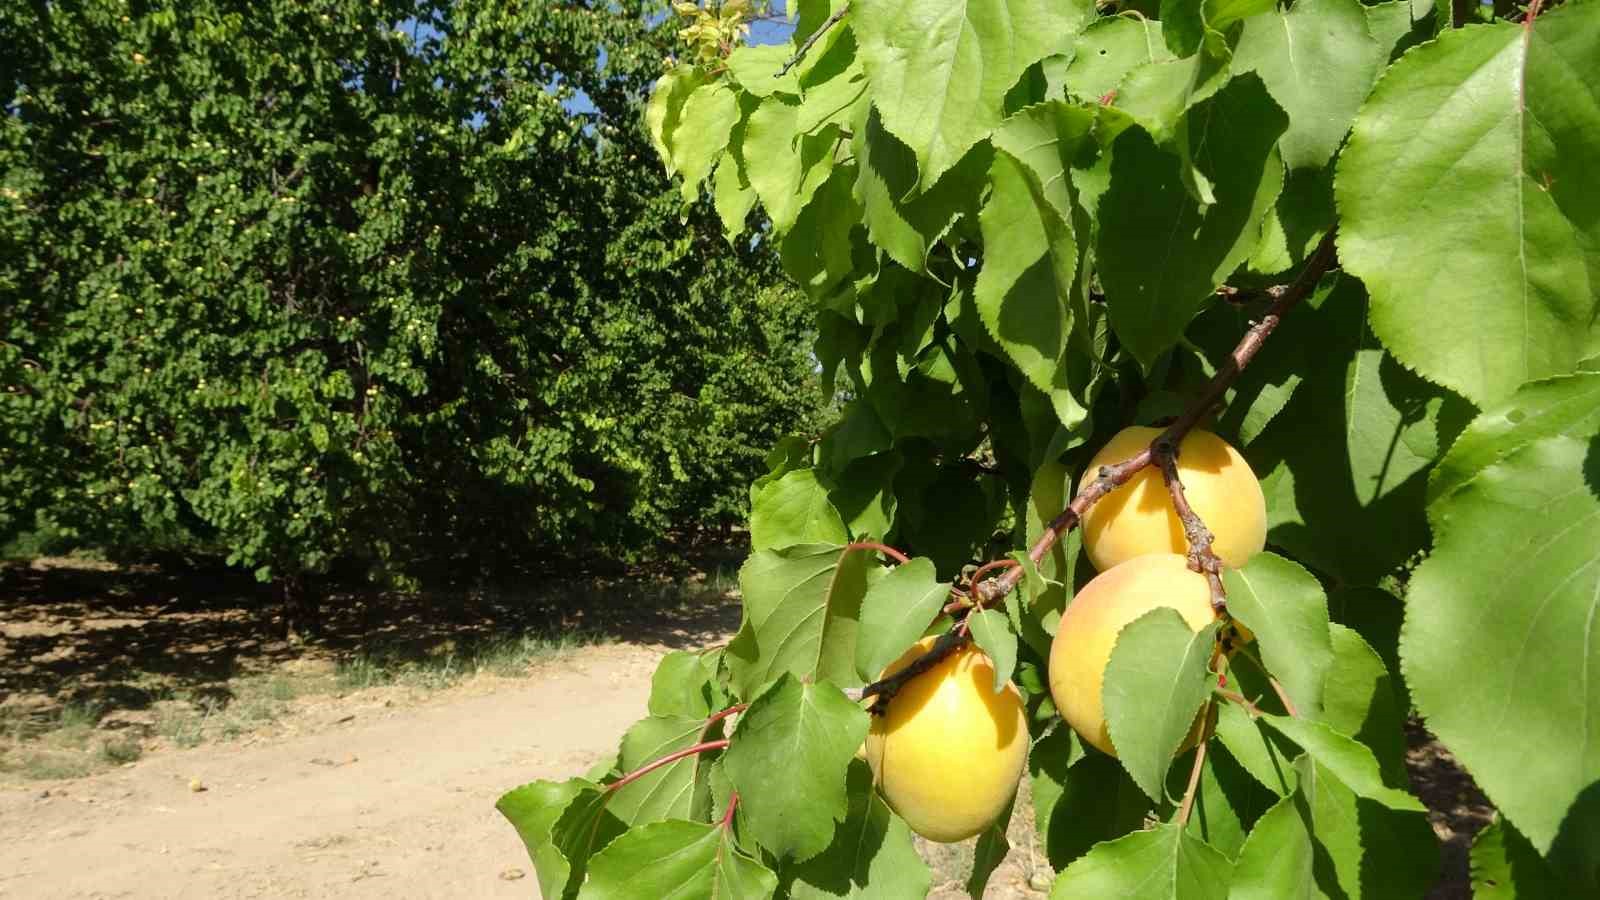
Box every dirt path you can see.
[0,643,666,900]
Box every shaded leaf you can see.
[855,557,950,681]
[1103,608,1221,801]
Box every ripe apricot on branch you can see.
[863,639,1027,843]
[1080,426,1266,572]
[1048,554,1219,757]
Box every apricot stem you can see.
[843,541,912,566]
[1176,703,1217,827]
[1155,443,1230,614]
[720,791,740,831]
[606,740,730,793]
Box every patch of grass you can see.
[152,701,208,749]
[98,736,144,765]
[0,749,97,781]
[335,629,604,692]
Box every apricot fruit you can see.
[863,639,1028,842]
[1079,426,1266,572]
[1048,554,1218,756]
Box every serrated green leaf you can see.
[750,469,850,551]
[726,42,802,98]
[966,792,1014,898]
[1335,3,1600,405]
[782,163,865,305]
[579,819,778,900]
[1222,552,1333,720]
[853,107,989,273]
[728,544,877,696]
[1321,624,1407,786]
[1232,0,1382,171]
[713,152,758,241]
[1256,714,1421,811]
[1470,819,1581,899]
[646,67,708,173]
[783,759,932,899]
[1103,609,1221,802]
[855,557,949,680]
[672,82,739,203]
[724,675,870,862]
[1063,17,1173,103]
[1039,750,1150,870]
[609,715,716,826]
[497,778,597,900]
[1233,755,1438,898]
[1097,75,1286,368]
[1048,823,1231,899]
[855,0,1094,191]
[1244,274,1474,584]
[545,782,629,899]
[649,651,720,719]
[1427,372,1600,507]
[1212,701,1297,797]
[966,608,1018,693]
[1176,741,1276,859]
[1401,434,1600,852]
[744,96,839,233]
[1162,0,1276,59]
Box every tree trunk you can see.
[279,573,322,643]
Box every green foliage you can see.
[0,0,825,582]
[499,0,1600,895]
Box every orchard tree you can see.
[499,0,1600,895]
[0,0,823,631]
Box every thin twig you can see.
[1215,687,1264,718]
[1267,676,1300,718]
[965,558,1020,609]
[854,628,967,710]
[606,740,729,792]
[704,704,747,727]
[778,5,848,76]
[1156,444,1228,613]
[843,540,911,566]
[1176,703,1216,827]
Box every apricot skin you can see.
[1048,554,1218,757]
[863,639,1028,843]
[1080,426,1267,572]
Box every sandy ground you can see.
[0,644,663,900]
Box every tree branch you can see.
[778,5,848,76]
[1176,703,1216,827]
[1156,444,1228,613]
[851,229,1341,712]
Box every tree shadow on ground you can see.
[0,543,745,724]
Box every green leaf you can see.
[1222,552,1333,719]
[1162,0,1276,59]
[1048,823,1231,899]
[646,67,708,172]
[672,82,740,203]
[1320,624,1408,787]
[1212,701,1297,797]
[1335,3,1600,405]
[743,96,839,233]
[966,608,1018,693]
[728,544,877,696]
[855,0,1094,190]
[855,557,949,681]
[1103,608,1221,802]
[1428,372,1600,507]
[784,759,932,899]
[853,107,988,273]
[1401,434,1600,852]
[1471,819,1580,899]
[966,792,1015,898]
[1235,756,1438,899]
[726,43,802,98]
[1062,17,1173,103]
[649,651,722,719]
[1038,751,1151,870]
[724,674,870,862]
[750,470,850,551]
[579,819,778,900]
[609,715,717,826]
[1097,75,1287,368]
[495,778,627,900]
[713,153,758,241]
[1244,274,1474,584]
[827,452,902,542]
[1232,0,1382,171]
[974,152,1078,406]
[781,164,865,304]
[1177,742,1276,859]
[1256,714,1422,811]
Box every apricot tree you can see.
[498,0,1600,895]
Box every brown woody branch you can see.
[1156,445,1228,613]
[853,229,1341,712]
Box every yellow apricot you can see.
[864,639,1028,842]
[1080,426,1266,572]
[1048,554,1218,756]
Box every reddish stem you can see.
[843,541,911,566]
[704,704,747,727]
[606,740,729,793]
[720,791,740,830]
[965,558,1020,608]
